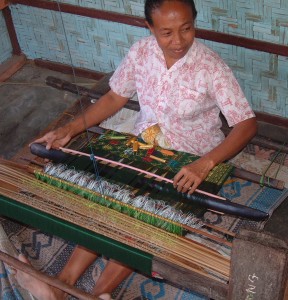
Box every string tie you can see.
[260,142,286,188]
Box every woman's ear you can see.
[145,21,154,34]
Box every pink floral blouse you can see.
[109,36,255,156]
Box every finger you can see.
[29,136,47,147]
[173,174,181,188]
[181,178,196,193]
[182,182,193,194]
[173,170,186,188]
[45,137,57,150]
[176,177,191,193]
[50,135,71,150]
[18,253,30,264]
[188,179,201,194]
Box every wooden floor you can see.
[0,60,97,159]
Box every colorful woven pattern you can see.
[80,130,234,194]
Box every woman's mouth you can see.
[173,48,184,53]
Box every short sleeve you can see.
[109,43,139,99]
[211,62,255,127]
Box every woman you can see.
[14,1,257,299]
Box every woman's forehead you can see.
[150,1,194,26]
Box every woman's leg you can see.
[14,245,98,299]
[57,245,98,285]
[92,260,133,297]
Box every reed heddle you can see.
[30,143,269,221]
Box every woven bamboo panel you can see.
[0,11,13,64]
[11,5,148,70]
[194,0,288,45]
[54,0,288,45]
[202,39,288,117]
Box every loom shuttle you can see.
[136,177,269,221]
[187,194,269,221]
[30,143,69,163]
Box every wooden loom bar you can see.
[45,76,140,111]
[0,251,97,300]
[2,6,21,55]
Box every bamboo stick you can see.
[0,251,97,300]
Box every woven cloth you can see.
[78,129,234,195]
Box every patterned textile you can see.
[189,177,288,256]
[83,129,234,194]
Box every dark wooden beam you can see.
[10,0,146,28]
[196,29,288,57]
[2,6,21,55]
[255,112,288,128]
[10,0,288,57]
[34,59,105,81]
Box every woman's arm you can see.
[32,90,129,149]
[173,117,257,194]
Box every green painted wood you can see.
[0,194,153,274]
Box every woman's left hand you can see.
[173,157,214,194]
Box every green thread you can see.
[35,171,183,235]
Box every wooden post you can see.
[228,228,288,300]
[0,0,9,10]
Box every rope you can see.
[260,142,286,187]
[55,0,104,194]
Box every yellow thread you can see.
[150,155,166,163]
[160,149,175,156]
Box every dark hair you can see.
[145,0,198,25]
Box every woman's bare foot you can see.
[98,293,111,300]
[14,254,66,300]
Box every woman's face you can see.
[147,1,196,68]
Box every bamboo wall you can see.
[1,0,288,118]
[0,11,13,64]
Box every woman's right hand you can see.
[30,124,73,150]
